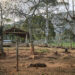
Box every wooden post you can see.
[16,38,19,71]
[30,41,34,55]
[25,34,29,47]
[25,34,28,44]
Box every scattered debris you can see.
[28,63,47,68]
[54,51,58,55]
[64,48,70,53]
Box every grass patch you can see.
[36,49,49,53]
[49,42,75,48]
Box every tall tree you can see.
[0,3,4,54]
[23,15,55,41]
[30,0,57,45]
[60,0,75,36]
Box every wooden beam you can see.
[16,38,19,71]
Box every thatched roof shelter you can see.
[4,27,29,38]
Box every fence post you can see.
[16,38,19,71]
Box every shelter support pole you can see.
[30,41,34,55]
[25,34,28,44]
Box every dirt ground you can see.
[0,46,75,75]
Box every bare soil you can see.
[0,46,75,75]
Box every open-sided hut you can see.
[4,27,29,38]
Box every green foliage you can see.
[36,49,49,53]
[0,26,3,36]
[48,20,55,38]
[41,0,57,5]
[5,18,11,22]
[63,29,75,40]
[30,0,57,12]
[3,24,12,31]
[22,15,55,40]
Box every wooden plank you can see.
[16,38,19,71]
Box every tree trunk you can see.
[0,30,3,53]
[0,6,4,54]
[30,41,34,55]
[72,0,74,16]
[45,5,49,45]
[28,16,34,55]
[16,38,19,71]
[25,34,28,44]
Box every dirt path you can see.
[0,47,75,75]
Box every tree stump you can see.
[64,48,70,53]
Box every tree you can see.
[57,0,75,44]
[0,3,4,54]
[63,29,75,48]
[60,0,75,34]
[63,0,75,20]
[29,0,57,45]
[23,15,55,41]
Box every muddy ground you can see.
[0,46,75,75]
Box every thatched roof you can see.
[4,27,29,38]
